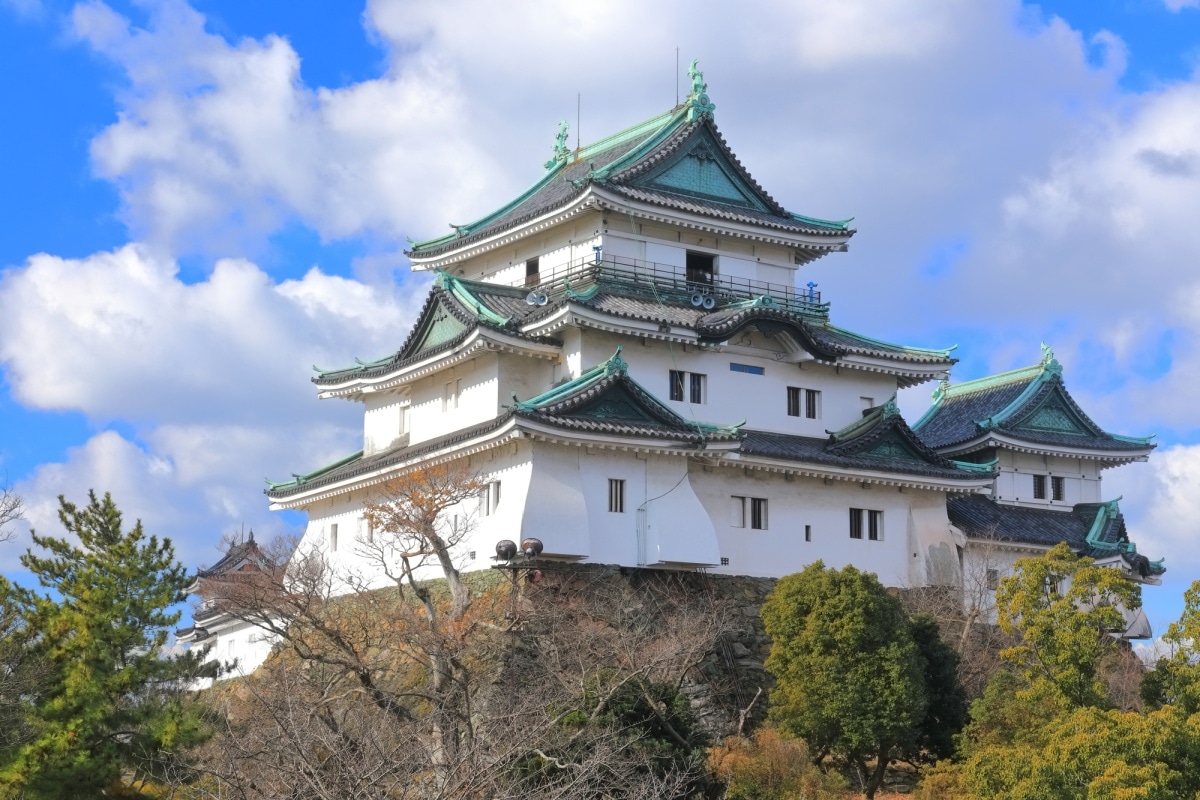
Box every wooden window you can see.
[686,251,714,285]
[804,524,812,542]
[443,378,461,411]
[750,498,768,530]
[986,569,1000,591]
[525,256,541,287]
[480,481,501,516]
[669,370,685,401]
[849,508,863,539]
[669,370,705,403]
[1051,476,1065,501]
[732,496,767,529]
[868,510,883,541]
[608,479,625,513]
[787,387,801,417]
[1033,474,1047,500]
[805,389,820,419]
[329,523,339,552]
[851,509,883,540]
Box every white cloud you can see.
[1166,0,1200,12]
[0,243,425,424]
[72,0,500,253]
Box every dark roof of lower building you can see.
[739,400,993,482]
[948,494,1164,577]
[913,346,1154,456]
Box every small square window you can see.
[689,373,706,404]
[1051,476,1065,501]
[608,479,625,513]
[525,256,541,287]
[1033,474,1047,500]
[732,496,767,529]
[867,510,883,541]
[804,524,812,543]
[720,557,730,566]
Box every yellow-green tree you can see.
[995,542,1140,708]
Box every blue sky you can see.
[2,0,1199,644]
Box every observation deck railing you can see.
[505,253,827,317]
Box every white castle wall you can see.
[991,449,1102,507]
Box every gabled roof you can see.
[407,64,852,263]
[736,399,993,483]
[512,347,742,443]
[948,494,1165,580]
[912,346,1155,460]
[313,273,560,388]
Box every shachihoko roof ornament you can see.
[686,59,716,121]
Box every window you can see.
[788,386,822,419]
[668,370,706,403]
[804,524,812,543]
[329,523,339,552]
[398,405,409,436]
[730,362,765,375]
[850,509,883,540]
[1051,476,1065,501]
[731,496,768,530]
[525,256,540,287]
[868,510,882,541]
[480,481,502,516]
[686,251,714,285]
[608,479,625,513]
[358,516,373,544]
[985,569,1000,592]
[860,396,875,410]
[1046,577,1061,597]
[1032,474,1047,500]
[720,557,730,566]
[443,378,461,411]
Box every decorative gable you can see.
[633,128,770,211]
[1011,391,1095,437]
[859,431,929,462]
[567,383,667,426]
[402,297,470,359]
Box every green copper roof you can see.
[511,347,631,413]
[266,449,363,491]
[820,324,957,359]
[1085,498,1136,555]
[408,62,854,258]
[435,270,512,326]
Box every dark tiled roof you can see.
[196,538,264,579]
[739,405,989,483]
[947,494,1163,577]
[408,110,851,260]
[914,354,1154,455]
[314,282,561,386]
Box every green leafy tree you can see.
[1141,579,1200,714]
[762,562,936,799]
[909,613,968,761]
[0,491,210,799]
[994,542,1141,708]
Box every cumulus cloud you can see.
[0,243,424,424]
[71,0,500,253]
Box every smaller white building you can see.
[175,533,278,685]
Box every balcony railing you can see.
[506,254,828,318]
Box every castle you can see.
[179,64,1161,675]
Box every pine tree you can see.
[0,491,210,799]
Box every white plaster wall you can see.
[692,465,942,587]
[446,214,604,284]
[363,390,408,455]
[497,351,555,407]
[408,355,499,445]
[521,442,590,557]
[576,328,899,435]
[993,450,1102,507]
